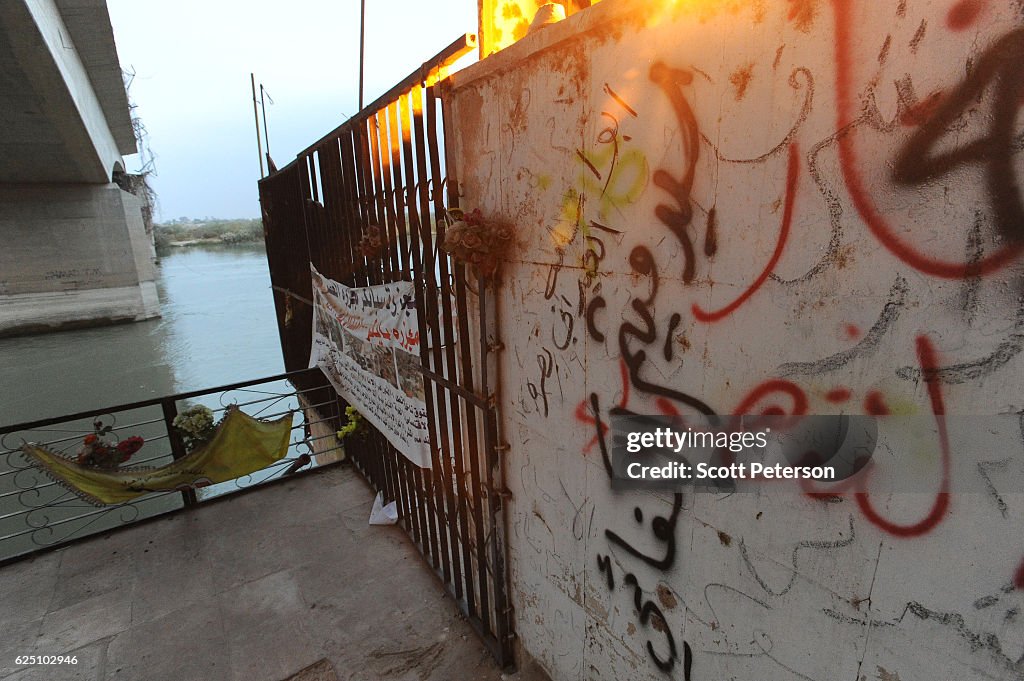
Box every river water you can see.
[0,245,285,427]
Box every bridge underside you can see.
[0,0,159,337]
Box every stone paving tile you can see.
[0,618,45,678]
[3,639,105,681]
[0,551,60,623]
[0,467,549,681]
[48,535,138,613]
[35,586,132,654]
[129,515,216,627]
[219,569,323,681]
[103,601,228,681]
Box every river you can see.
[0,244,285,426]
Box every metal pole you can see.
[251,73,265,178]
[358,0,366,110]
[260,84,271,158]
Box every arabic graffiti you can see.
[451,0,1024,678]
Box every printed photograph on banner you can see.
[309,264,430,468]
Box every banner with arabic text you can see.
[309,265,430,468]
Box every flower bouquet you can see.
[440,208,513,280]
[336,406,366,443]
[172,404,218,451]
[76,420,144,470]
[358,224,386,259]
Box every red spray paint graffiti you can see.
[946,0,987,31]
[575,359,630,454]
[853,335,951,537]
[692,143,801,322]
[831,0,1024,278]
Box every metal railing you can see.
[0,367,344,564]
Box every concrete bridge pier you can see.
[0,183,159,337]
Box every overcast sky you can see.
[106,0,477,221]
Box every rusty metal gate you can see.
[257,34,513,666]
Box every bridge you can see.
[0,0,158,337]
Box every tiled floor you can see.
[0,466,544,681]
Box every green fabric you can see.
[22,407,293,506]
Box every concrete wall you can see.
[447,1,1024,679]
[0,184,159,336]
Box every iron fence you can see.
[0,367,343,564]
[258,33,514,667]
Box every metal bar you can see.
[161,399,197,507]
[252,73,265,177]
[356,120,383,286]
[312,143,335,277]
[427,81,477,618]
[323,139,354,283]
[358,0,366,110]
[386,99,410,279]
[411,80,454,588]
[398,87,439,568]
[379,98,420,547]
[418,366,488,408]
[339,130,370,288]
[261,83,272,159]
[454,268,492,634]
[400,457,422,553]
[362,112,404,514]
[368,110,394,283]
[383,103,405,280]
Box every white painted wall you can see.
[448,1,1024,679]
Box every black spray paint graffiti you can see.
[893,27,1024,246]
[649,61,713,284]
[591,392,690,677]
[776,275,908,378]
[578,65,734,677]
[526,348,554,418]
[588,385,726,680]
[587,240,715,415]
[824,598,1024,677]
[896,297,1024,385]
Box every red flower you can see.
[116,436,144,457]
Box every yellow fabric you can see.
[22,408,294,506]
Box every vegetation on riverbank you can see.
[154,218,264,249]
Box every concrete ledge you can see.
[0,283,160,337]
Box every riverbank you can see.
[154,217,264,249]
[163,236,262,248]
